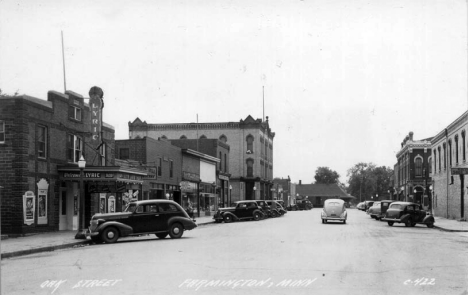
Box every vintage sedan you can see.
[87,200,197,244]
[381,202,435,228]
[367,202,381,219]
[321,199,347,224]
[213,201,264,223]
[266,200,287,215]
[356,202,366,211]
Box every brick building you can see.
[431,112,468,220]
[394,132,432,210]
[128,115,275,202]
[0,88,145,235]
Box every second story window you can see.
[246,159,254,177]
[246,135,254,154]
[429,156,432,174]
[463,131,466,162]
[69,105,82,121]
[455,135,459,164]
[158,158,162,176]
[0,120,5,143]
[415,157,422,177]
[448,140,452,167]
[224,154,227,172]
[219,152,222,171]
[443,144,446,169]
[120,148,129,160]
[37,125,47,159]
[67,134,82,163]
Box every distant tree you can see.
[314,167,340,184]
[346,162,393,202]
[0,89,19,97]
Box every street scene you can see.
[2,0,468,294]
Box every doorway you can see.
[58,183,78,231]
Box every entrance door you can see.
[59,188,67,230]
[59,184,79,231]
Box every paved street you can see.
[2,209,468,295]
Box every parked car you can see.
[374,200,394,220]
[255,200,278,218]
[213,201,264,223]
[87,200,197,244]
[297,200,313,210]
[364,200,375,211]
[266,200,287,215]
[367,202,381,219]
[321,199,347,224]
[356,202,366,211]
[381,202,435,228]
[286,203,298,211]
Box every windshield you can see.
[327,202,341,206]
[389,204,403,210]
[124,203,137,213]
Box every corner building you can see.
[128,115,275,202]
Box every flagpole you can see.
[61,31,67,92]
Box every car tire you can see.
[101,227,119,244]
[322,219,324,224]
[253,212,261,221]
[168,223,184,239]
[411,222,416,227]
[427,222,434,228]
[387,222,394,226]
[343,220,346,224]
[404,219,412,227]
[156,233,168,239]
[223,215,233,223]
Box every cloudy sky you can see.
[1,0,466,184]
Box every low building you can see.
[296,182,352,207]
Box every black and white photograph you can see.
[1,0,468,294]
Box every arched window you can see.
[433,149,437,173]
[200,135,207,139]
[180,135,187,139]
[462,131,466,162]
[161,135,167,140]
[443,143,446,169]
[219,151,222,171]
[219,135,227,143]
[438,146,442,171]
[414,156,423,177]
[246,135,254,154]
[448,140,452,167]
[428,156,432,174]
[224,154,227,172]
[246,158,254,177]
[455,135,459,164]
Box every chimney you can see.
[409,131,413,141]
[299,180,302,185]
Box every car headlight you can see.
[340,212,345,218]
[321,211,326,217]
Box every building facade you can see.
[394,132,432,210]
[128,115,275,202]
[0,88,145,235]
[431,112,468,220]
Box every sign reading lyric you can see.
[88,86,104,146]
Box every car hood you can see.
[218,207,236,212]
[92,212,132,220]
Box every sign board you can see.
[88,86,104,146]
[23,191,35,225]
[451,168,468,175]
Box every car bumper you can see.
[381,217,401,223]
[323,216,346,221]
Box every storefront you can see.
[58,166,146,231]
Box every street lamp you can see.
[253,186,256,200]
[376,194,378,200]
[229,185,232,206]
[75,155,86,239]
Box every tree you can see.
[314,167,340,184]
[346,162,393,202]
[0,89,19,97]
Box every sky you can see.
[1,0,467,185]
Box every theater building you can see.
[128,115,275,202]
[0,88,145,235]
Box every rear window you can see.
[158,203,179,212]
[389,204,403,210]
[328,202,341,206]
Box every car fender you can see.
[253,209,263,216]
[423,215,435,224]
[400,214,411,223]
[167,216,198,230]
[96,221,133,237]
[222,211,239,221]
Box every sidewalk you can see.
[1,215,214,259]
[433,216,468,232]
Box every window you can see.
[433,150,437,173]
[438,147,441,171]
[120,148,129,160]
[67,134,82,163]
[161,135,167,140]
[463,131,466,161]
[170,160,173,178]
[448,140,452,167]
[37,125,47,158]
[246,159,254,177]
[415,157,422,177]
[224,154,227,172]
[158,158,162,176]
[69,105,82,121]
[443,144,446,169]
[200,135,207,139]
[455,135,459,164]
[100,143,106,166]
[246,135,254,154]
[219,152,222,171]
[0,120,4,143]
[219,135,227,143]
[180,135,187,139]
[428,156,432,174]
[158,203,179,212]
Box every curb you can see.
[196,221,215,226]
[434,226,468,233]
[1,240,91,260]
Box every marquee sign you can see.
[451,167,468,175]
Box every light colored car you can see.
[367,202,381,219]
[321,199,347,224]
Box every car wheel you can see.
[427,222,434,228]
[387,222,394,226]
[253,212,261,221]
[101,227,119,244]
[214,220,222,223]
[343,220,346,224]
[224,215,233,223]
[404,219,412,227]
[411,222,416,227]
[322,219,324,224]
[168,223,184,239]
[91,236,103,244]
[155,233,168,239]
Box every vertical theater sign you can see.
[89,86,104,149]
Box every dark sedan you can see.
[87,200,197,243]
[381,202,435,228]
